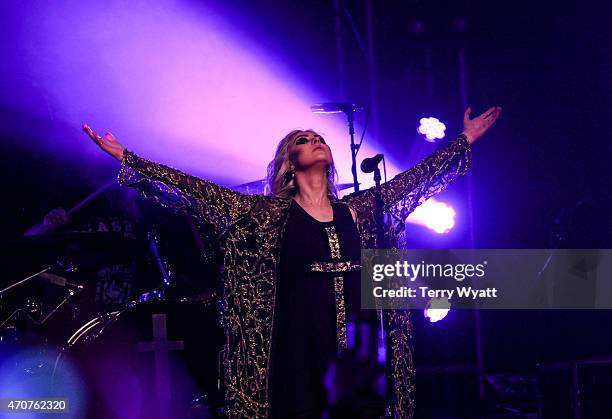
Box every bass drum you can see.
[54,300,224,419]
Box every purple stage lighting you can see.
[424,298,451,323]
[408,199,456,234]
[0,347,86,417]
[424,307,450,323]
[417,117,446,142]
[0,0,381,188]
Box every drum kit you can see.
[1,227,223,418]
[1,178,356,418]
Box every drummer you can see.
[24,186,150,307]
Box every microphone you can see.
[360,154,384,174]
[311,103,365,114]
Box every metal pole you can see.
[334,0,346,101]
[365,0,379,141]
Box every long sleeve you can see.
[118,150,257,237]
[343,135,471,419]
[342,134,472,224]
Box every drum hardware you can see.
[147,227,172,288]
[24,299,42,316]
[38,288,78,325]
[0,259,78,296]
[6,210,224,417]
[1,291,79,329]
[0,261,84,332]
[177,290,218,305]
[64,310,123,348]
[52,301,224,418]
[138,227,174,303]
[16,231,162,322]
[137,289,166,303]
[38,272,83,291]
[0,266,53,296]
[52,308,123,378]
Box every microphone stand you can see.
[311,102,362,192]
[371,164,394,418]
[373,166,384,249]
[346,108,360,192]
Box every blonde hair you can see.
[266,129,338,199]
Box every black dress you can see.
[119,135,472,417]
[270,200,366,418]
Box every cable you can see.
[354,104,370,159]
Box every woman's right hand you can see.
[82,124,126,161]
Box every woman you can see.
[83,105,501,418]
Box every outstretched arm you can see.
[343,106,501,222]
[82,124,256,236]
[343,134,472,222]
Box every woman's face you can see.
[288,131,333,172]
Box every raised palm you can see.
[462,106,502,144]
[82,124,125,161]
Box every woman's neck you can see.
[293,169,329,206]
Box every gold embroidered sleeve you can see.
[342,134,472,223]
[118,150,256,236]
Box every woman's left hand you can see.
[461,106,502,144]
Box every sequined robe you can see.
[118,134,472,418]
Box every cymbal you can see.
[336,182,359,192]
[233,179,267,189]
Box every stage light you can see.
[424,297,451,323]
[417,117,446,142]
[1,1,382,188]
[0,347,85,416]
[407,199,456,234]
[424,307,450,322]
